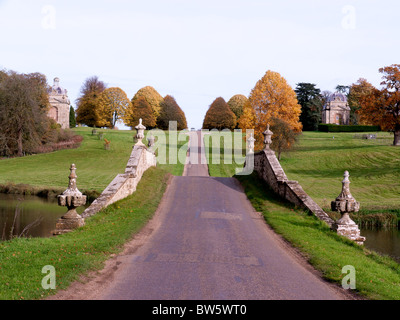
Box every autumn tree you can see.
[157,95,187,130]
[97,87,131,129]
[76,76,106,127]
[270,117,300,161]
[347,78,376,125]
[131,86,164,121]
[295,83,323,131]
[239,70,302,150]
[358,64,400,146]
[227,94,248,126]
[203,97,237,130]
[0,71,50,157]
[125,96,156,129]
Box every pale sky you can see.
[0,0,399,129]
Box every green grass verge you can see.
[237,173,400,300]
[0,167,170,300]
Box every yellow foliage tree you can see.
[97,87,132,129]
[131,86,164,121]
[239,70,302,150]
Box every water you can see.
[0,194,86,241]
[362,228,400,263]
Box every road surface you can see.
[51,132,349,300]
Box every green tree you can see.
[295,83,323,131]
[158,95,188,130]
[97,87,132,129]
[131,86,164,121]
[203,97,237,130]
[0,71,50,157]
[270,117,300,161]
[69,106,77,128]
[125,96,157,129]
[336,85,350,95]
[76,76,106,127]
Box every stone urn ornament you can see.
[53,164,87,235]
[135,118,146,146]
[331,171,366,245]
[263,125,273,151]
[247,133,256,154]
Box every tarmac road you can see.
[94,132,348,300]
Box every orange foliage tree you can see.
[239,70,302,150]
[157,95,188,130]
[358,64,400,146]
[131,86,164,121]
[348,78,376,125]
[125,96,157,129]
[202,97,237,130]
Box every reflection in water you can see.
[0,194,87,241]
[362,228,400,263]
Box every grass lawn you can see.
[0,127,188,193]
[205,130,400,220]
[280,131,400,212]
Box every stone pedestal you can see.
[332,213,365,245]
[331,171,365,245]
[53,164,87,235]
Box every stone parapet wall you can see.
[253,150,334,227]
[82,145,156,219]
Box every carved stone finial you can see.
[247,133,256,154]
[135,118,146,145]
[53,164,87,235]
[263,125,273,150]
[331,171,365,245]
[331,171,360,214]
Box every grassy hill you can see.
[0,127,188,194]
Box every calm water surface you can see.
[0,193,86,241]
[362,228,400,263]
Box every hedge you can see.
[318,124,381,133]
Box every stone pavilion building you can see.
[47,77,70,129]
[322,92,351,125]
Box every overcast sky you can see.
[0,0,399,129]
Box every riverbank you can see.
[0,167,170,300]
